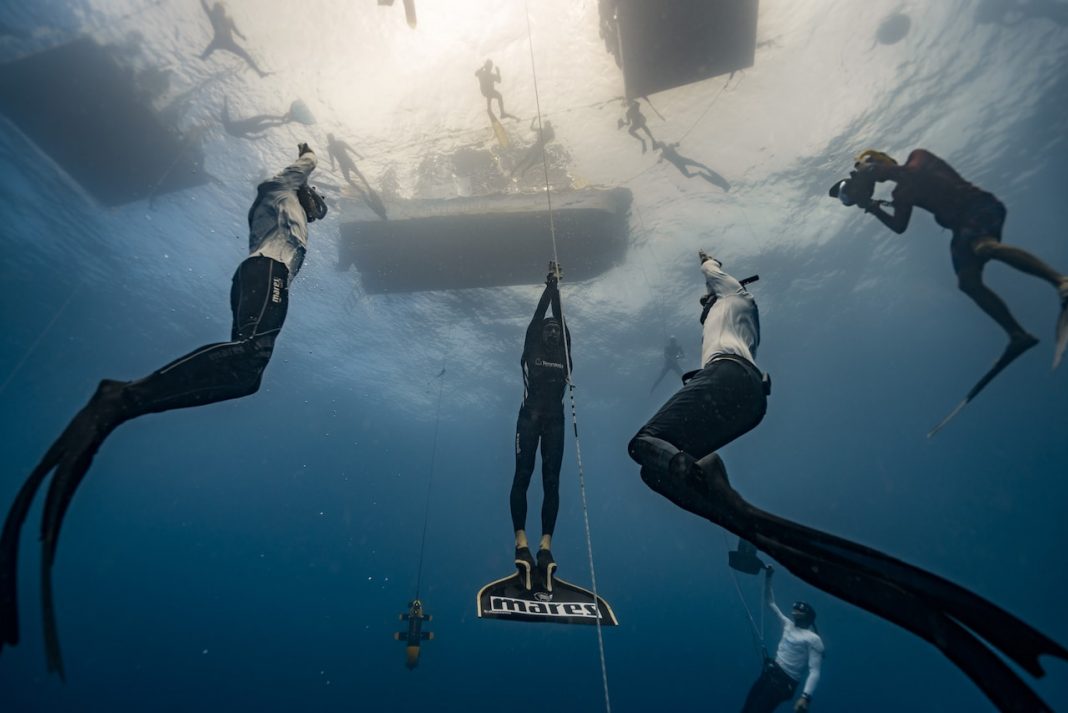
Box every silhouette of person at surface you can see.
[650,336,685,393]
[199,0,269,78]
[327,133,388,220]
[657,141,731,192]
[476,60,518,120]
[220,97,289,139]
[619,99,656,153]
[975,0,1068,25]
[511,119,556,178]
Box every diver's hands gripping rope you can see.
[546,261,562,286]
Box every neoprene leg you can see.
[509,409,539,532]
[740,666,793,713]
[223,42,268,77]
[539,416,564,536]
[120,257,287,416]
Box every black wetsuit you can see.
[510,282,572,537]
[199,0,268,78]
[741,660,798,713]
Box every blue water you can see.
[1,1,1067,711]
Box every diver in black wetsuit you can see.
[619,99,656,153]
[649,335,685,393]
[476,60,517,120]
[199,0,269,78]
[220,97,289,139]
[628,251,1068,713]
[657,141,731,192]
[511,266,572,593]
[0,145,327,678]
[511,119,555,179]
[326,133,387,220]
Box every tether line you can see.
[414,366,447,600]
[524,4,611,712]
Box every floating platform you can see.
[0,38,208,206]
[608,0,758,97]
[338,188,632,293]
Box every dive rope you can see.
[524,4,612,712]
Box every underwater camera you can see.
[829,169,876,208]
[297,183,328,222]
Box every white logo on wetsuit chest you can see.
[534,357,564,370]
[271,277,283,303]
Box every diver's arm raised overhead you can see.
[765,567,790,626]
[271,149,317,192]
[524,278,555,352]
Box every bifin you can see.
[928,336,1037,438]
[1053,302,1067,370]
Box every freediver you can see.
[326,133,366,187]
[326,133,388,220]
[833,149,1068,369]
[741,567,823,713]
[475,59,518,120]
[618,99,656,154]
[510,265,572,593]
[0,144,327,677]
[627,251,1068,713]
[510,119,555,179]
[199,0,269,78]
[220,96,289,139]
[657,141,731,192]
[649,335,685,394]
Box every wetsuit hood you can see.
[542,317,563,347]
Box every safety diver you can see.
[627,250,1067,713]
[618,99,656,154]
[220,96,290,139]
[832,149,1068,369]
[0,144,327,677]
[649,335,685,393]
[326,133,387,220]
[511,265,572,593]
[476,59,518,121]
[511,119,556,179]
[198,1,269,78]
[656,141,731,192]
[741,567,823,713]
